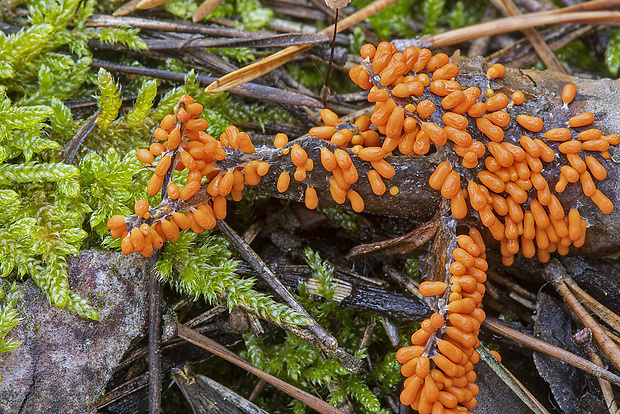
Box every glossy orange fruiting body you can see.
[273,133,288,148]
[562,84,577,105]
[486,63,506,79]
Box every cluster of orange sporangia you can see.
[347,41,617,266]
[106,92,407,256]
[344,41,620,413]
[397,229,487,414]
[107,95,274,256]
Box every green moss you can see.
[318,206,358,232]
[156,232,308,326]
[350,0,484,39]
[239,250,401,413]
[402,257,420,281]
[164,0,272,31]
[556,39,600,73]
[353,0,420,39]
[0,282,21,380]
[286,62,327,90]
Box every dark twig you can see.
[91,33,330,50]
[177,324,344,414]
[379,317,400,348]
[383,264,426,303]
[185,305,228,329]
[358,320,376,353]
[62,110,99,164]
[97,373,149,409]
[90,14,262,38]
[91,59,323,108]
[148,251,163,414]
[468,4,498,57]
[248,379,267,402]
[217,220,338,350]
[478,345,550,414]
[346,207,440,259]
[564,277,620,336]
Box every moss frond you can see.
[96,27,147,51]
[96,68,122,130]
[124,80,158,128]
[0,283,21,381]
[80,148,141,236]
[156,232,308,326]
[606,28,620,75]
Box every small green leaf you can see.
[96,68,122,130]
[125,79,157,127]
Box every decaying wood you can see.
[171,365,269,414]
[6,1,620,412]
[235,263,431,320]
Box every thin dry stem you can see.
[483,319,620,387]
[573,329,620,414]
[478,345,550,414]
[491,0,565,73]
[216,220,339,350]
[383,265,425,303]
[557,281,620,372]
[544,260,620,372]
[192,0,225,22]
[248,379,267,402]
[564,278,620,336]
[425,11,620,49]
[177,324,344,414]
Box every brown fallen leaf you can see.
[346,208,441,260]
